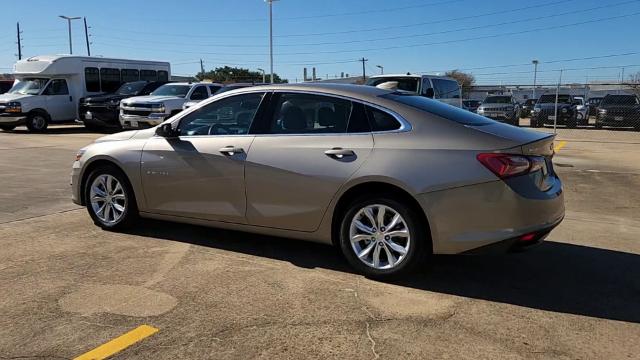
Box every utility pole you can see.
[59,15,81,54]
[620,66,625,94]
[376,65,384,75]
[200,59,205,76]
[532,60,539,100]
[83,17,91,56]
[265,0,278,84]
[16,22,22,60]
[553,69,563,135]
[360,57,368,82]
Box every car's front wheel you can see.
[339,196,429,279]
[84,165,138,230]
[25,112,49,132]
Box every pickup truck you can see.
[119,82,221,129]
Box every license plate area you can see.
[615,116,624,121]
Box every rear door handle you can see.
[324,148,355,159]
[219,146,244,156]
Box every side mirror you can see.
[155,123,179,138]
[424,88,435,99]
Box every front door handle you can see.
[219,146,244,156]
[324,147,355,159]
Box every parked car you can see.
[531,94,583,128]
[587,97,603,117]
[119,82,217,129]
[573,96,589,123]
[595,94,640,131]
[0,80,13,94]
[0,55,170,132]
[181,83,223,110]
[520,98,537,118]
[79,81,167,131]
[462,100,481,113]
[365,74,462,107]
[476,95,521,126]
[71,83,564,279]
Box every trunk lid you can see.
[467,122,556,155]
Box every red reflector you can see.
[520,233,537,242]
[477,153,531,178]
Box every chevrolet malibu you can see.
[71,83,564,279]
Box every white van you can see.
[365,74,462,107]
[0,55,170,132]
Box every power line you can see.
[89,0,576,40]
[89,0,637,49]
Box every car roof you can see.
[368,74,458,81]
[225,83,395,103]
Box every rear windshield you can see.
[601,95,639,105]
[484,96,511,104]
[539,95,572,104]
[366,77,420,93]
[383,93,493,126]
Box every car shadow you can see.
[127,218,640,324]
[7,125,94,135]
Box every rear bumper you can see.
[417,179,565,254]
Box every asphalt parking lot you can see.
[1,124,639,359]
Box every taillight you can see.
[477,153,532,178]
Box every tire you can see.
[84,165,138,231]
[25,112,49,132]
[0,125,16,131]
[339,195,430,280]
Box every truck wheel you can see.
[25,112,49,132]
[0,125,16,131]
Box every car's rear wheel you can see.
[84,165,138,230]
[339,196,429,279]
[25,112,49,132]
[0,125,16,131]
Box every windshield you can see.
[539,95,572,104]
[484,96,511,104]
[116,81,147,96]
[8,78,49,95]
[365,77,420,93]
[150,84,191,97]
[602,95,640,105]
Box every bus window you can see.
[121,69,139,83]
[100,68,121,93]
[140,70,157,82]
[85,67,100,92]
[158,70,169,82]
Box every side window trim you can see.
[252,90,411,135]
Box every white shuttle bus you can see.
[0,55,170,132]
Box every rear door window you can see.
[266,93,351,134]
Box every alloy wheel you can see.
[89,174,127,225]
[349,204,411,270]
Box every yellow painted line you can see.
[554,140,567,152]
[73,325,159,360]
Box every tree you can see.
[445,69,475,98]
[196,66,288,84]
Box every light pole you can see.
[265,0,278,84]
[257,68,266,83]
[59,15,81,54]
[376,65,384,75]
[532,60,539,100]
